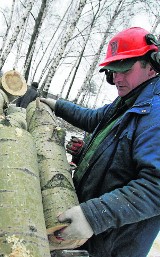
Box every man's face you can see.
[113,61,152,97]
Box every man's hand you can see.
[57,205,93,240]
[66,136,84,156]
[40,98,57,111]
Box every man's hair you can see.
[139,59,149,68]
[138,52,153,69]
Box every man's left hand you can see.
[57,205,94,240]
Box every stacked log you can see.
[0,70,27,97]
[0,86,50,256]
[26,100,84,250]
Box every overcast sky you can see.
[0,1,154,103]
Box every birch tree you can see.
[74,0,125,104]
[0,0,16,57]
[0,0,35,70]
[32,1,74,83]
[65,0,102,99]
[74,0,140,105]
[39,0,87,97]
[24,0,50,82]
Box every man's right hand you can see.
[40,98,57,111]
[66,136,84,156]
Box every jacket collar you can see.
[133,75,160,106]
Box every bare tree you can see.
[0,0,35,70]
[92,75,105,108]
[0,0,159,108]
[65,0,102,99]
[74,0,125,104]
[32,1,74,82]
[23,0,50,82]
[39,0,88,97]
[151,16,160,34]
[0,0,16,56]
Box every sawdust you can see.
[5,235,33,257]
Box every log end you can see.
[1,70,27,96]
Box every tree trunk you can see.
[24,0,49,82]
[0,105,51,257]
[26,100,85,250]
[74,0,125,104]
[0,0,16,56]
[0,0,35,70]
[40,0,87,97]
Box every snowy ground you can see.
[147,233,160,257]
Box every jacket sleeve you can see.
[55,99,108,133]
[80,108,160,235]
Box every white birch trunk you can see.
[0,0,34,70]
[0,104,51,257]
[74,0,125,104]
[41,0,87,95]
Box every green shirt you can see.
[74,91,141,183]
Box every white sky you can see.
[131,14,152,30]
[1,0,12,6]
[0,1,154,104]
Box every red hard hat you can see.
[99,27,158,67]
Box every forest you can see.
[0,1,160,256]
[0,0,159,108]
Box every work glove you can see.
[69,161,77,170]
[40,98,57,111]
[66,136,84,156]
[56,205,94,241]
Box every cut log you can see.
[0,107,51,256]
[26,100,85,250]
[0,70,27,96]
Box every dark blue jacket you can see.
[55,76,160,257]
[16,86,38,108]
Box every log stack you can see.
[26,100,84,250]
[0,74,51,257]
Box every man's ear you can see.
[148,65,157,77]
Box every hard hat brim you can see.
[99,58,137,73]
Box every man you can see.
[41,27,160,257]
[16,81,39,108]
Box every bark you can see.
[24,0,49,82]
[60,63,76,98]
[13,16,29,70]
[26,100,85,250]
[0,106,51,256]
[92,75,105,108]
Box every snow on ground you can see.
[148,233,160,257]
